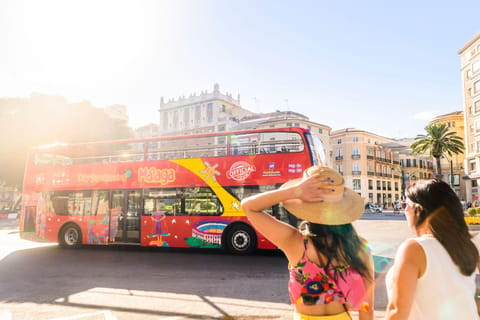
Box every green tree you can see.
[0,94,134,187]
[410,123,464,177]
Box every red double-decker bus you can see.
[19,127,325,254]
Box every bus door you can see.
[110,190,142,243]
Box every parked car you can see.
[365,202,382,213]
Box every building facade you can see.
[158,83,255,136]
[459,33,480,202]
[429,111,466,199]
[330,128,404,208]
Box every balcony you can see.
[352,154,361,159]
[352,171,361,175]
[335,156,344,161]
[367,171,375,176]
[367,155,374,160]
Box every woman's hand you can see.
[293,173,336,203]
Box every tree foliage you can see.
[0,94,134,187]
[410,123,464,175]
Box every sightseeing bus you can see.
[19,127,325,254]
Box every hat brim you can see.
[280,178,365,225]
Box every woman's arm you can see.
[359,249,375,320]
[240,173,327,258]
[476,260,480,315]
[385,239,425,320]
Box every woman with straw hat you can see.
[241,166,374,320]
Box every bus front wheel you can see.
[59,224,82,248]
[224,224,257,255]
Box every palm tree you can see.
[410,123,464,177]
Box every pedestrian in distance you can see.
[385,178,479,319]
[241,166,374,320]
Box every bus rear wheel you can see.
[59,224,82,248]
[225,224,257,255]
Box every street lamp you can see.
[450,159,454,188]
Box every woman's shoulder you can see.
[394,238,426,267]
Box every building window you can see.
[353,136,359,142]
[207,103,213,123]
[337,139,342,144]
[318,128,323,134]
[294,122,300,127]
[286,122,292,127]
[352,147,359,156]
[470,161,476,171]
[475,100,480,113]
[336,164,343,174]
[474,80,480,94]
[476,120,480,133]
[353,179,361,190]
[473,60,480,74]
[353,163,360,174]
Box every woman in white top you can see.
[385,178,479,319]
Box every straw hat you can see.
[281,166,364,225]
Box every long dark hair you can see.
[407,178,479,276]
[303,222,372,281]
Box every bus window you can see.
[144,197,180,216]
[182,187,222,216]
[91,191,109,216]
[225,185,281,218]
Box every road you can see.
[0,214,431,320]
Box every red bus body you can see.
[19,127,324,253]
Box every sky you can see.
[1,0,479,139]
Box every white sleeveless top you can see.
[386,236,478,320]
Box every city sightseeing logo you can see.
[227,161,256,181]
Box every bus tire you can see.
[224,223,257,255]
[58,223,82,248]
